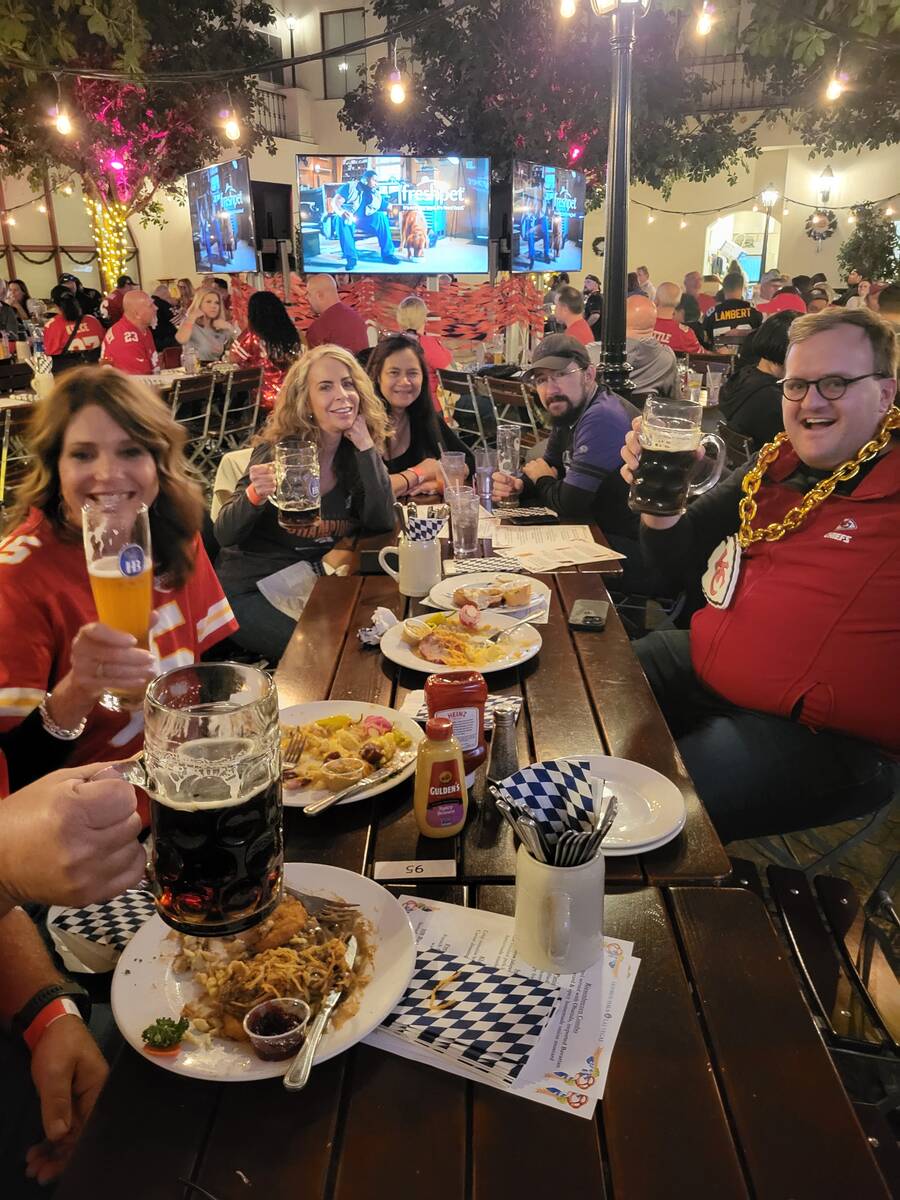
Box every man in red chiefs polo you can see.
[305,275,369,355]
[619,307,899,842]
[652,282,702,353]
[100,290,158,374]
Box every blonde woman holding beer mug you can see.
[215,343,394,662]
[0,367,237,806]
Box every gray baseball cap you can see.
[524,334,591,377]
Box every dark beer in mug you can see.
[151,739,283,936]
[628,428,702,516]
[123,664,284,938]
[628,397,724,517]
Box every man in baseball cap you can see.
[494,334,650,589]
[57,271,103,319]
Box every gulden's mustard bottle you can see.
[413,717,468,838]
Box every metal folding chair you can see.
[0,361,35,397]
[436,368,495,450]
[169,372,217,475]
[485,376,542,447]
[213,365,264,454]
[0,401,33,507]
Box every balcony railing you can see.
[257,87,288,138]
[689,55,784,112]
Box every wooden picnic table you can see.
[54,881,890,1200]
[274,570,727,888]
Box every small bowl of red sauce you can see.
[243,998,311,1061]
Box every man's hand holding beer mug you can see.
[619,398,724,526]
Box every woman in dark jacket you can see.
[367,334,474,496]
[214,343,394,662]
[718,310,797,451]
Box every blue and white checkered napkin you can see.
[444,555,524,576]
[404,507,448,542]
[383,947,559,1084]
[50,883,156,951]
[497,758,598,838]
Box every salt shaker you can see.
[486,703,519,782]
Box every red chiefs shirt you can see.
[563,318,595,346]
[306,301,369,354]
[652,318,701,353]
[101,317,158,375]
[696,294,716,315]
[691,444,900,756]
[43,313,105,356]
[0,511,238,786]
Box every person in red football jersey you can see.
[100,290,158,375]
[229,289,301,409]
[0,367,237,800]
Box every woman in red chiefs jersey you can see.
[229,289,301,410]
[0,367,238,794]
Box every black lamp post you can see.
[287,16,297,88]
[594,0,651,396]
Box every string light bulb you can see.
[224,111,241,141]
[62,184,73,195]
[4,215,15,226]
[647,212,655,224]
[782,206,789,216]
[560,0,577,16]
[848,212,856,224]
[38,202,47,214]
[886,205,895,217]
[55,109,72,136]
[387,43,406,104]
[696,3,714,36]
[825,76,845,102]
[679,218,688,229]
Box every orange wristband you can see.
[23,998,81,1053]
[246,483,263,506]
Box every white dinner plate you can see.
[111,863,416,1082]
[427,572,551,616]
[380,611,542,675]
[279,701,423,809]
[563,755,686,855]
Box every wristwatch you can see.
[12,981,92,1041]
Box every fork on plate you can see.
[284,884,359,926]
[281,728,306,765]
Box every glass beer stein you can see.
[628,396,725,517]
[118,663,283,936]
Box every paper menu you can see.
[491,524,596,548]
[364,896,639,1119]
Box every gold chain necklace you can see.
[737,407,900,549]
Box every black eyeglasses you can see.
[780,373,886,402]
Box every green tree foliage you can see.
[338,0,762,202]
[665,0,900,156]
[837,202,900,281]
[0,0,276,224]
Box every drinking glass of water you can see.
[495,426,522,511]
[440,449,468,492]
[447,485,480,559]
[474,448,497,503]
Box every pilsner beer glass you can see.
[495,426,522,512]
[82,502,153,712]
[628,397,725,517]
[119,663,284,937]
[273,439,320,533]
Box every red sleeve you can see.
[230,329,261,367]
[423,336,453,371]
[85,316,106,341]
[100,325,116,362]
[306,317,322,348]
[187,539,239,653]
[0,534,56,731]
[43,317,69,356]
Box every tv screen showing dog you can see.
[511,160,586,273]
[297,155,491,275]
[186,158,258,274]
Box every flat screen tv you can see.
[511,160,586,273]
[186,157,258,274]
[297,155,491,275]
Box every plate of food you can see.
[278,702,422,809]
[110,862,417,1082]
[380,610,542,674]
[427,572,550,615]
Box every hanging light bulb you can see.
[568,143,584,163]
[848,212,856,224]
[5,215,15,226]
[647,212,655,224]
[886,205,896,217]
[38,202,47,214]
[560,0,577,16]
[679,218,688,229]
[62,184,73,195]
[825,76,845,102]
[224,111,241,141]
[55,109,72,136]
[388,70,406,104]
[696,3,714,37]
